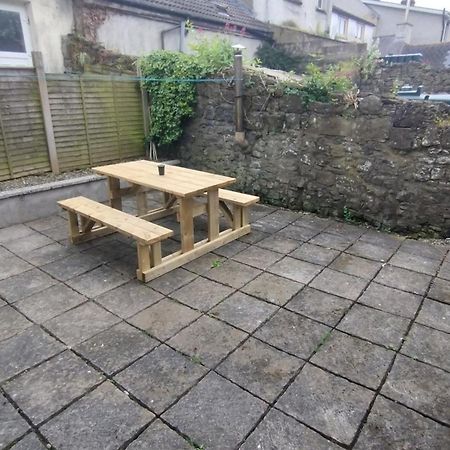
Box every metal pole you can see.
[404,0,411,23]
[234,48,245,144]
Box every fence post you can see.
[32,51,60,174]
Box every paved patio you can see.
[0,197,449,449]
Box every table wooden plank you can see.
[93,160,235,197]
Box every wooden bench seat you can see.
[217,189,260,207]
[58,196,173,280]
[184,189,260,229]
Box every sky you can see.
[383,0,449,10]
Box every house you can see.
[0,0,270,73]
[243,0,377,45]
[363,0,450,52]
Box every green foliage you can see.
[190,35,234,74]
[255,42,303,72]
[356,46,381,80]
[138,36,234,147]
[282,63,354,105]
[139,51,200,146]
[343,206,354,223]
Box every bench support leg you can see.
[232,205,243,230]
[151,242,162,266]
[242,207,249,226]
[137,243,151,281]
[67,211,80,243]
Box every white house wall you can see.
[96,12,262,58]
[366,3,450,45]
[251,0,329,35]
[29,0,74,72]
[96,13,181,55]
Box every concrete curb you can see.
[0,176,109,228]
[0,160,180,228]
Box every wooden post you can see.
[137,66,151,159]
[0,111,13,178]
[233,47,246,145]
[32,51,59,174]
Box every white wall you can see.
[3,1,261,73]
[366,3,450,45]
[97,11,262,58]
[252,0,329,35]
[97,13,180,55]
[29,0,74,72]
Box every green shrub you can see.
[282,63,354,105]
[138,36,234,147]
[190,35,234,74]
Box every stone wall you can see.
[175,72,450,236]
[360,62,450,95]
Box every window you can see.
[337,15,348,38]
[317,0,324,10]
[347,19,365,41]
[0,2,32,67]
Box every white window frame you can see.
[0,1,33,68]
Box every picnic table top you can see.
[93,160,236,197]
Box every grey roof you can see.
[118,0,270,33]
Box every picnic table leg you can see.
[179,197,194,253]
[107,176,122,210]
[207,189,220,241]
[136,191,148,216]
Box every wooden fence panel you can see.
[0,72,145,181]
[0,75,51,180]
[48,75,145,171]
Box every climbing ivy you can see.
[138,36,234,147]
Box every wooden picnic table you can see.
[90,160,257,281]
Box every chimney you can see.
[395,22,413,44]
